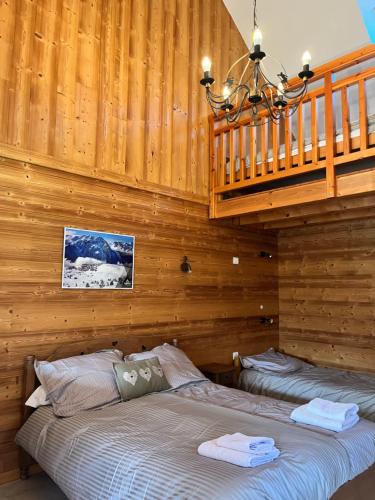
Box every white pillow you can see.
[25,385,50,408]
[35,349,123,417]
[126,351,155,362]
[241,348,313,373]
[127,344,207,389]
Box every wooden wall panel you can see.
[279,219,375,372]
[0,0,247,202]
[0,157,278,483]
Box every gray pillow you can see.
[240,348,313,373]
[113,357,170,401]
[35,349,123,417]
[127,344,207,389]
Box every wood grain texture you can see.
[239,193,375,229]
[279,219,375,372]
[0,0,247,203]
[0,156,278,483]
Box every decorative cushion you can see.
[127,343,207,389]
[113,357,170,401]
[35,349,123,417]
[240,348,313,373]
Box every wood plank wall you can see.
[0,0,247,203]
[279,219,375,372]
[0,157,278,483]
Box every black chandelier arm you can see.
[205,83,250,105]
[257,64,280,93]
[260,91,281,123]
[283,85,308,119]
[283,82,308,100]
[260,82,278,101]
[205,85,251,111]
[225,91,251,123]
[258,62,309,102]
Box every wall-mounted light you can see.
[260,317,274,325]
[181,256,192,273]
[258,251,273,259]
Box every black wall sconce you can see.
[260,317,275,325]
[181,256,192,273]
[258,251,273,259]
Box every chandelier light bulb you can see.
[253,27,263,47]
[201,56,212,73]
[223,85,231,100]
[277,82,284,96]
[302,50,312,67]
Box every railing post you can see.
[209,115,217,218]
[324,71,336,197]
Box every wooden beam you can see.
[337,166,375,197]
[214,180,327,218]
[239,191,375,227]
[264,205,375,229]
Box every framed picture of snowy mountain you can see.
[62,227,135,289]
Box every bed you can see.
[16,343,375,500]
[238,350,375,422]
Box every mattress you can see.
[238,366,375,422]
[16,381,375,500]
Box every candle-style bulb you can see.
[253,27,263,47]
[201,56,212,73]
[223,85,231,100]
[302,50,311,67]
[277,82,284,96]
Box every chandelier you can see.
[199,0,314,125]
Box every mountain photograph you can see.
[62,228,134,289]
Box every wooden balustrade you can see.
[209,45,375,218]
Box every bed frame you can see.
[209,45,375,219]
[19,338,375,499]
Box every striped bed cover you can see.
[16,381,375,500]
[238,366,375,422]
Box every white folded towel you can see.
[291,404,359,432]
[306,398,359,422]
[197,438,280,468]
[217,433,275,454]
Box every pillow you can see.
[240,348,313,373]
[128,344,207,389]
[113,357,170,401]
[35,349,123,417]
[25,385,50,408]
[126,351,155,362]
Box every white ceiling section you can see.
[223,0,370,78]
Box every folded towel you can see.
[306,398,359,422]
[198,438,280,468]
[291,404,359,432]
[217,433,275,454]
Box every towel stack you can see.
[197,432,280,468]
[291,398,359,432]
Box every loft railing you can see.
[209,45,375,218]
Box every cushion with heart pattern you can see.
[113,357,170,401]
